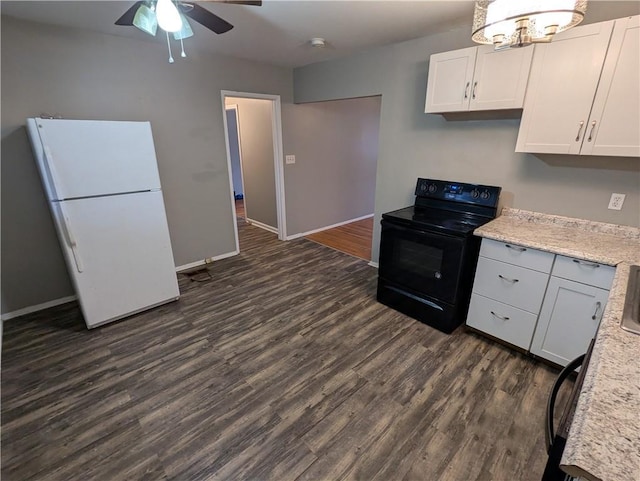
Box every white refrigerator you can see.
[26,118,180,329]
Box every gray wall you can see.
[1,15,292,315]
[293,8,640,263]
[226,97,277,229]
[282,96,381,236]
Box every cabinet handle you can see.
[572,259,600,268]
[472,81,478,99]
[498,274,519,283]
[464,82,470,99]
[591,301,602,320]
[505,244,527,252]
[491,311,510,321]
[587,120,597,142]
[575,120,585,142]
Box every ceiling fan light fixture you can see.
[472,0,588,49]
[133,3,158,36]
[156,0,183,33]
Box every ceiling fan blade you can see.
[182,4,234,34]
[216,1,262,5]
[115,1,144,26]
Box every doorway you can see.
[221,91,287,251]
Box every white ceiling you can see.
[1,1,638,68]
[1,1,477,67]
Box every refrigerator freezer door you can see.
[31,119,162,199]
[57,191,179,328]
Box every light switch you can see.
[285,155,296,164]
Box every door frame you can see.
[221,90,287,246]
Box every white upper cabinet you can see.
[469,46,534,111]
[425,45,533,114]
[581,15,640,157]
[425,47,477,113]
[516,16,640,157]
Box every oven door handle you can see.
[381,219,453,239]
[545,353,585,454]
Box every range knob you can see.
[419,182,428,193]
[470,189,480,199]
[428,183,438,194]
[480,190,490,200]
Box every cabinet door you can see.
[530,277,609,367]
[467,293,539,350]
[425,47,476,113]
[472,257,550,314]
[582,16,640,157]
[469,45,534,111]
[515,21,614,154]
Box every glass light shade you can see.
[156,0,182,33]
[132,4,158,36]
[173,15,194,40]
[472,0,588,48]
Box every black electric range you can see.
[377,178,501,333]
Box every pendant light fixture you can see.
[472,0,588,49]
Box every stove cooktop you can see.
[381,205,493,236]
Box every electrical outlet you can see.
[285,154,296,164]
[608,193,625,210]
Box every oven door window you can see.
[379,220,466,304]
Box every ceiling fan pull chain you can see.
[166,31,174,63]
[180,37,187,58]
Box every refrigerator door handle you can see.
[56,204,84,273]
[43,145,64,199]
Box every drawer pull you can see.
[491,311,510,321]
[592,301,602,320]
[505,244,527,252]
[498,274,519,283]
[572,259,600,268]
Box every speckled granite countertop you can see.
[474,208,640,481]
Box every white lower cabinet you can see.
[467,294,538,350]
[530,277,609,366]
[467,239,615,367]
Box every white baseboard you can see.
[176,250,240,272]
[286,214,374,240]
[1,295,77,321]
[245,218,278,234]
[368,261,379,268]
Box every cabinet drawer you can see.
[479,238,554,272]
[473,257,550,313]
[467,294,538,350]
[552,255,615,290]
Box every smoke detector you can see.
[310,37,326,48]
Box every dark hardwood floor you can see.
[2,220,567,481]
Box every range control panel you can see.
[415,178,501,208]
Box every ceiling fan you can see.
[115,0,261,61]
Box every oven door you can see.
[379,219,466,304]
